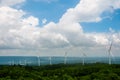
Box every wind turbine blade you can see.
[65,51,67,56]
[79,48,87,57]
[110,50,114,57]
[108,41,113,51]
[83,52,87,57]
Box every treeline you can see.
[0,63,120,80]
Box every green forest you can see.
[0,63,120,80]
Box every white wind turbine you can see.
[108,41,113,65]
[80,48,87,65]
[49,56,52,65]
[37,56,40,66]
[12,60,14,65]
[82,51,86,65]
[108,28,114,65]
[24,59,27,66]
[19,60,21,65]
[64,51,67,64]
[64,46,73,64]
[8,61,12,65]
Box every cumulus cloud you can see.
[0,0,120,56]
[0,0,25,7]
[60,0,120,23]
[0,6,69,49]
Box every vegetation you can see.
[0,63,120,80]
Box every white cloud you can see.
[0,6,69,50]
[22,16,39,26]
[0,0,120,56]
[0,0,25,7]
[60,0,120,23]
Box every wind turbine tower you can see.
[82,52,86,65]
[12,60,14,65]
[37,56,40,66]
[24,59,27,66]
[19,60,21,65]
[49,56,52,65]
[79,48,87,66]
[64,51,67,64]
[78,47,86,65]
[108,41,113,65]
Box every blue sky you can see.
[81,9,120,32]
[22,0,80,24]
[21,0,120,32]
[0,0,120,56]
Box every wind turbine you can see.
[63,45,74,64]
[108,41,113,65]
[19,60,21,65]
[24,59,27,66]
[80,48,87,65]
[49,56,52,65]
[107,28,114,65]
[8,61,12,65]
[64,51,67,64]
[82,52,86,65]
[12,60,14,65]
[37,56,40,66]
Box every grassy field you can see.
[0,63,120,80]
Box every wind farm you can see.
[0,0,120,79]
[1,41,118,66]
[0,0,119,66]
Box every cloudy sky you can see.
[0,0,120,57]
